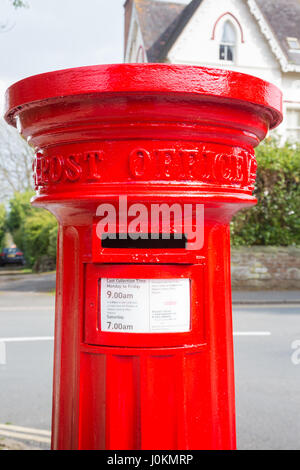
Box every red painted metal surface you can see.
[5,64,282,450]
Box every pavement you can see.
[0,438,38,451]
[0,269,56,294]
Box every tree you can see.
[11,1,28,7]
[6,190,57,268]
[6,191,57,266]
[22,210,57,267]
[6,190,34,236]
[0,121,34,203]
[0,0,28,33]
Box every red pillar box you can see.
[5,65,282,450]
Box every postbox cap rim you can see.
[4,63,282,129]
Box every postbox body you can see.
[5,65,282,450]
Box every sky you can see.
[0,0,190,112]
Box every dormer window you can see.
[219,21,236,62]
[287,37,300,50]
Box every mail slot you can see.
[4,64,282,450]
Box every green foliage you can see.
[7,191,57,268]
[48,225,58,260]
[0,204,6,250]
[231,138,300,246]
[22,211,57,267]
[11,0,28,8]
[6,190,35,236]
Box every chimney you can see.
[124,0,134,58]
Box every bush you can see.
[6,190,35,244]
[48,225,58,260]
[231,138,300,246]
[22,211,57,267]
[6,191,57,268]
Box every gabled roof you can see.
[134,0,203,62]
[133,0,300,70]
[134,0,185,52]
[146,0,203,62]
[255,0,300,66]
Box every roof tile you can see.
[256,0,300,65]
[135,0,185,53]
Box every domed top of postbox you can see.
[3,65,283,214]
[5,64,282,130]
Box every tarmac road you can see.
[233,303,300,450]
[0,291,54,450]
[0,270,299,450]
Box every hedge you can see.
[231,138,300,246]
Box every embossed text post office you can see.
[5,65,282,450]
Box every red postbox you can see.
[5,65,282,450]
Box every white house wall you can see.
[279,72,300,140]
[125,0,300,142]
[282,73,300,103]
[167,0,281,86]
[125,3,146,63]
[166,0,300,140]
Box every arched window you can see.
[136,46,145,63]
[219,21,236,62]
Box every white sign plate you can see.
[100,278,190,333]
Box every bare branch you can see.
[0,1,29,33]
[0,120,34,202]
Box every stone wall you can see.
[231,246,300,289]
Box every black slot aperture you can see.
[101,234,187,250]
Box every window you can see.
[219,21,236,62]
[287,37,300,51]
[286,109,300,142]
[136,46,145,63]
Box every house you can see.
[124,0,300,142]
